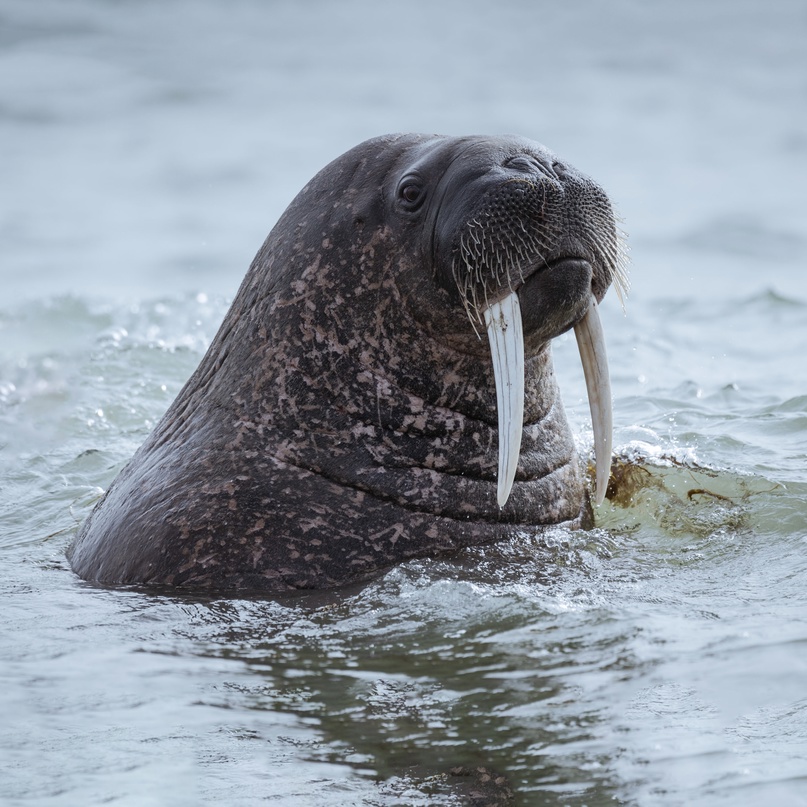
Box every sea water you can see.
[2,1,806,805]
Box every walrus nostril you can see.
[504,155,542,173]
[504,154,563,179]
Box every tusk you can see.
[574,297,612,505]
[484,291,525,508]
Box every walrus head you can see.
[383,136,627,507]
[67,133,628,591]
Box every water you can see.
[2,0,806,804]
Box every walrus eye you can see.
[397,178,425,210]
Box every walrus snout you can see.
[441,170,618,333]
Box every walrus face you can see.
[389,136,628,507]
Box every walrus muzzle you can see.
[445,162,625,510]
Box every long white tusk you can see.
[574,297,612,505]
[483,291,525,508]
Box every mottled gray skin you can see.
[68,134,619,592]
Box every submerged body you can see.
[67,134,625,592]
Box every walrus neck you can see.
[233,286,583,526]
[166,227,584,527]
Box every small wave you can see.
[593,440,784,541]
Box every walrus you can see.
[68,133,628,592]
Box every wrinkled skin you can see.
[67,133,619,592]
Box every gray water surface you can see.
[2,1,807,805]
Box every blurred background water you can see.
[1,0,806,805]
